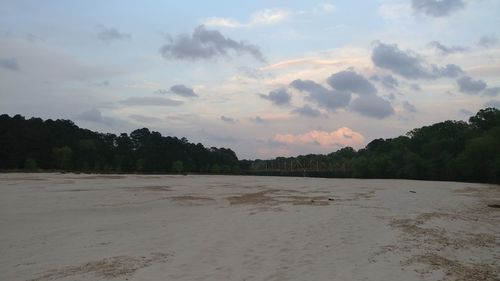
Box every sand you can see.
[0,173,498,281]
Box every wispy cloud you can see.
[203,9,290,28]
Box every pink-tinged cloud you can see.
[273,127,364,148]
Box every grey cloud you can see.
[0,57,20,71]
[371,42,463,79]
[291,105,323,118]
[249,116,267,124]
[434,64,463,78]
[220,115,237,123]
[412,0,465,17]
[97,27,131,44]
[327,70,377,95]
[478,35,498,48]
[484,100,500,109]
[259,88,291,106]
[456,76,487,94]
[154,89,169,95]
[385,93,396,100]
[458,109,473,117]
[429,41,468,55]
[121,97,184,106]
[372,74,399,90]
[170,84,198,97]
[76,109,118,126]
[93,80,110,87]
[410,84,422,91]
[237,66,273,80]
[350,95,394,119]
[290,79,351,112]
[159,25,265,62]
[483,87,500,97]
[402,101,418,113]
[129,114,163,123]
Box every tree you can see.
[171,161,184,173]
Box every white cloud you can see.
[203,9,290,28]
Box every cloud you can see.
[290,79,351,111]
[220,115,237,123]
[273,127,364,148]
[412,0,465,17]
[170,84,198,97]
[458,108,473,117]
[76,109,118,126]
[291,105,323,118]
[249,116,267,124]
[159,25,265,62]
[0,57,20,71]
[350,95,394,119]
[371,42,463,79]
[129,114,163,123]
[484,100,500,109]
[327,70,377,95]
[97,26,131,44]
[483,87,500,97]
[121,97,184,106]
[402,101,418,113]
[410,84,422,91]
[259,88,292,106]
[204,9,290,28]
[478,35,498,48]
[378,3,411,21]
[456,76,487,94]
[428,41,468,55]
[371,74,399,90]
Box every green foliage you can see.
[0,114,238,174]
[24,158,38,171]
[171,161,184,173]
[52,146,73,170]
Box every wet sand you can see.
[0,173,498,281]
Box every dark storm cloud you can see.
[350,95,395,119]
[259,88,291,106]
[371,42,463,79]
[159,25,265,62]
[478,35,498,48]
[428,41,468,55]
[97,27,131,43]
[327,70,377,95]
[456,76,487,94]
[412,0,465,17]
[170,84,198,97]
[121,97,184,106]
[402,101,418,113]
[483,87,500,97]
[220,115,237,123]
[291,105,323,118]
[0,57,20,71]
[290,79,351,112]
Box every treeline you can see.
[0,114,239,173]
[241,108,500,184]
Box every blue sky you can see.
[1,0,499,159]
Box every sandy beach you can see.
[0,173,498,281]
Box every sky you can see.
[1,0,500,159]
